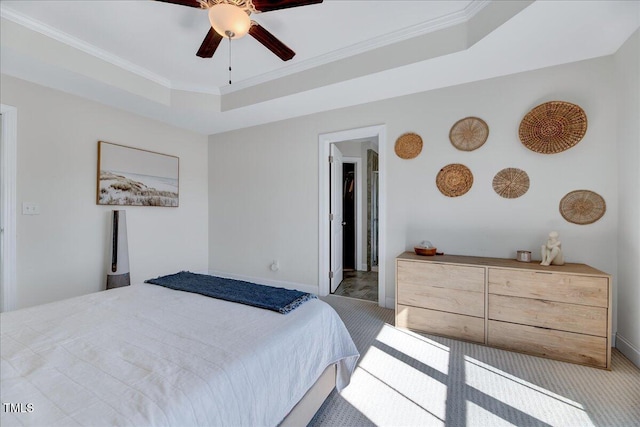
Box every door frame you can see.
[318,124,387,308]
[1,104,17,312]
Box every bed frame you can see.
[280,364,336,426]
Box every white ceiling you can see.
[1,1,639,135]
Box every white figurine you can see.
[540,231,565,266]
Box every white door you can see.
[330,144,344,293]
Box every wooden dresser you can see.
[395,252,612,369]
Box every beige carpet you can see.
[310,295,640,427]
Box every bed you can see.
[0,279,359,426]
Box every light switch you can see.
[22,202,40,215]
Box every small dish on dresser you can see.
[414,247,437,256]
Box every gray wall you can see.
[208,34,637,365]
[1,75,209,309]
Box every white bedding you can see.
[0,283,359,426]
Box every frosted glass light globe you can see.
[208,3,251,39]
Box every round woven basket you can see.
[492,168,530,199]
[395,132,423,159]
[519,101,587,154]
[436,164,473,197]
[449,117,489,151]
[559,190,606,225]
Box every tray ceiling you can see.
[1,1,638,135]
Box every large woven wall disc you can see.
[449,117,489,151]
[493,168,530,199]
[395,132,423,159]
[559,190,606,225]
[436,164,473,197]
[519,101,587,154]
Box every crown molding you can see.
[1,0,489,97]
[219,0,490,94]
[0,6,172,89]
[170,82,222,96]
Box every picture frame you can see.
[97,141,179,207]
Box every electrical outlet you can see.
[22,202,40,215]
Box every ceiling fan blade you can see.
[251,0,323,13]
[249,23,295,61]
[155,0,203,8]
[196,28,224,58]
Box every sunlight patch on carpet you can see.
[337,324,449,425]
[464,356,594,426]
[466,401,518,426]
[341,367,446,426]
[360,346,447,418]
[375,324,450,375]
[340,324,595,426]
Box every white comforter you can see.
[1,283,359,426]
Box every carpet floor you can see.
[310,295,640,427]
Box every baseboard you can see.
[615,333,640,368]
[385,297,395,310]
[359,264,368,271]
[206,269,319,295]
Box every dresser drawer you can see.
[487,320,607,368]
[397,304,484,343]
[395,252,612,369]
[398,282,484,317]
[488,294,608,337]
[397,260,484,293]
[488,268,608,307]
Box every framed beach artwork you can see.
[97,141,179,207]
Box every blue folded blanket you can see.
[145,271,316,314]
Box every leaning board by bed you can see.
[1,282,359,426]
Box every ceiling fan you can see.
[157,0,323,61]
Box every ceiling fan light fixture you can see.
[208,3,251,39]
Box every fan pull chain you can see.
[228,35,232,85]
[224,30,235,85]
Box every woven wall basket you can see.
[449,117,489,151]
[395,132,423,159]
[559,190,606,225]
[436,164,473,197]
[492,168,530,199]
[519,101,587,154]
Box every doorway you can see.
[318,124,387,308]
[331,147,378,303]
[343,162,356,271]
